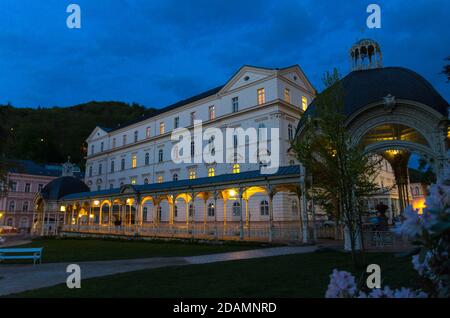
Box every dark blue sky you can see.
[0,0,448,108]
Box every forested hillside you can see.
[0,102,156,168]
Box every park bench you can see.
[0,247,43,265]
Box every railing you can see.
[62,222,308,242]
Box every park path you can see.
[0,245,316,296]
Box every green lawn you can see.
[11,238,267,263]
[10,251,418,298]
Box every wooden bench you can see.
[0,248,43,265]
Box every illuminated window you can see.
[232,164,240,174]
[288,123,293,141]
[131,178,136,185]
[189,169,196,180]
[232,202,241,216]
[159,122,165,134]
[208,167,215,177]
[146,127,151,138]
[284,88,290,103]
[260,200,269,216]
[232,97,239,112]
[257,88,265,105]
[157,175,163,183]
[302,96,308,111]
[132,154,137,169]
[209,105,215,120]
[207,202,215,217]
[174,117,179,129]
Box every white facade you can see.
[84,65,315,192]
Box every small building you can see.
[0,160,61,232]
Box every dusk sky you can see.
[0,0,449,108]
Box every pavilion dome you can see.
[298,66,449,133]
[40,176,90,201]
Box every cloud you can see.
[0,0,448,107]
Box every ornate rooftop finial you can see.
[349,39,382,71]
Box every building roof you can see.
[297,67,449,133]
[105,65,301,133]
[40,176,90,201]
[8,160,62,177]
[61,165,300,201]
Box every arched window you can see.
[142,207,148,222]
[207,202,215,217]
[145,153,150,165]
[232,202,241,216]
[189,203,195,217]
[173,173,178,181]
[288,124,293,141]
[158,149,164,163]
[260,200,269,216]
[233,164,240,174]
[291,200,298,215]
[157,206,162,220]
[208,136,215,156]
[144,178,149,185]
[208,167,215,177]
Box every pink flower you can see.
[325,269,357,298]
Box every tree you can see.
[292,69,380,268]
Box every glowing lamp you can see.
[229,189,236,197]
[60,205,66,212]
